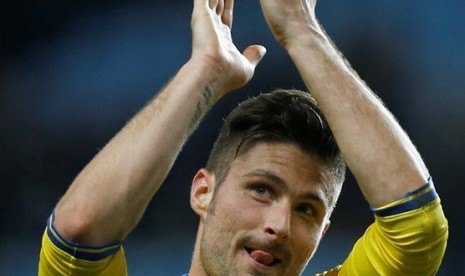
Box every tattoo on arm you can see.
[189,85,213,131]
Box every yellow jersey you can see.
[39,179,448,275]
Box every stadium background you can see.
[1,0,463,274]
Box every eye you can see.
[250,184,274,200]
[254,185,270,196]
[296,204,315,217]
[255,186,270,195]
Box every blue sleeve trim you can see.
[46,212,122,261]
[372,177,438,217]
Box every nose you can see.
[264,202,291,240]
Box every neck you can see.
[189,223,207,276]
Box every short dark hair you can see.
[206,89,346,209]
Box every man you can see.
[39,0,448,275]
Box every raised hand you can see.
[259,0,320,48]
[191,0,266,99]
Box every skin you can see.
[53,0,265,245]
[45,0,441,274]
[259,0,429,207]
[190,143,331,276]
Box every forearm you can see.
[52,0,265,246]
[54,58,221,245]
[286,28,429,207]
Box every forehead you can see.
[226,142,330,207]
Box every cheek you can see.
[210,189,266,236]
[201,193,260,259]
[291,222,323,260]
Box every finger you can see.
[242,45,267,68]
[193,0,209,14]
[222,0,234,28]
[208,0,217,10]
[216,0,224,15]
[194,0,209,8]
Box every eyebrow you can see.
[242,169,328,209]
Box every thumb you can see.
[243,45,267,68]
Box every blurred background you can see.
[1,0,463,274]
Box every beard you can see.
[199,219,231,276]
[199,217,294,276]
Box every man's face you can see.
[199,142,331,276]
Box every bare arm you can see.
[259,0,429,208]
[53,0,266,245]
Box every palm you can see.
[191,0,264,95]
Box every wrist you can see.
[283,24,327,53]
[284,28,344,75]
[185,56,230,103]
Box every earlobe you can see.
[190,169,215,221]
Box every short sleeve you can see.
[38,214,128,276]
[338,179,448,275]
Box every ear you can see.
[322,220,331,237]
[190,168,215,221]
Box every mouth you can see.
[245,247,282,268]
